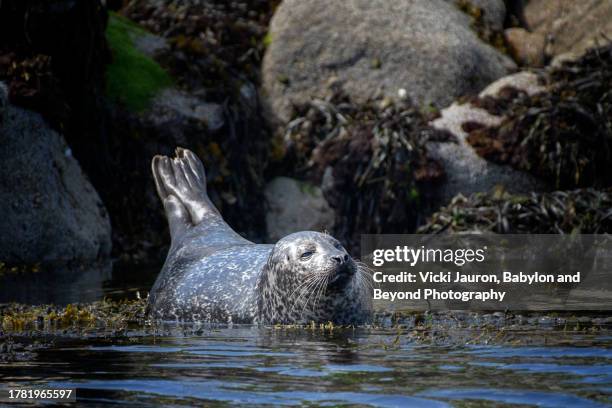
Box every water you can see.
[1,263,611,406]
[1,326,611,407]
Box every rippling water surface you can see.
[2,325,611,407]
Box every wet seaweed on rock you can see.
[418,188,612,234]
[465,43,612,189]
[123,0,279,94]
[0,299,148,334]
[455,0,509,54]
[281,88,453,251]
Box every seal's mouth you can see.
[327,262,355,290]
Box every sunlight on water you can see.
[1,326,610,407]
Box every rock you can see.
[504,28,546,67]
[524,0,612,59]
[452,0,507,31]
[262,0,515,124]
[0,0,110,176]
[132,32,168,58]
[427,72,545,207]
[265,177,335,242]
[0,82,7,126]
[479,70,544,97]
[0,94,111,264]
[549,51,583,68]
[149,88,226,132]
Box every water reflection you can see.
[0,260,159,304]
[0,262,112,304]
[0,326,610,407]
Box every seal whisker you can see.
[300,274,327,321]
[357,264,377,289]
[320,273,332,307]
[359,274,374,299]
[288,275,321,317]
[288,276,319,313]
[287,275,319,302]
[360,270,375,291]
[355,261,375,276]
[290,274,325,318]
[313,271,331,312]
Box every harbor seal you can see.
[147,148,373,324]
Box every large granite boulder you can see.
[426,71,546,207]
[262,0,515,124]
[0,84,111,264]
[265,177,335,242]
[524,0,612,60]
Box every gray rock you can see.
[479,70,544,97]
[0,92,111,264]
[449,0,507,31]
[262,0,515,124]
[0,82,7,126]
[525,0,612,59]
[427,72,546,207]
[132,32,168,58]
[265,177,335,242]
[150,88,226,132]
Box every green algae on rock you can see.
[106,13,173,112]
[123,0,278,94]
[418,188,612,234]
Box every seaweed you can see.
[465,43,612,189]
[123,0,280,94]
[280,87,453,251]
[418,188,612,234]
[455,0,509,55]
[0,298,147,334]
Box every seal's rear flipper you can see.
[151,148,219,234]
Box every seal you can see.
[147,148,373,324]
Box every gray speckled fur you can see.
[148,148,372,324]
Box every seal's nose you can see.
[332,254,349,264]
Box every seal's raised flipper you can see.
[152,148,220,236]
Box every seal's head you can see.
[256,231,372,324]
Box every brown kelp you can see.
[1,299,147,334]
[465,43,612,189]
[280,87,452,251]
[455,0,508,54]
[418,188,612,234]
[123,0,279,93]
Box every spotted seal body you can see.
[148,148,372,324]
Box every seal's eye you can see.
[333,242,343,250]
[300,250,314,260]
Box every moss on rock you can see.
[106,13,173,112]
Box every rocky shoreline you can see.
[1,298,611,362]
[0,0,611,305]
